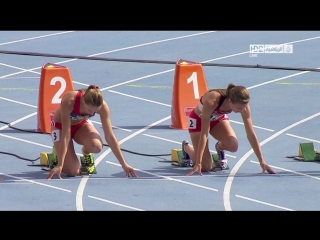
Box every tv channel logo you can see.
[250,44,264,54]
[249,44,293,57]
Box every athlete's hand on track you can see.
[260,161,276,174]
[46,166,63,179]
[122,163,138,178]
[186,163,203,176]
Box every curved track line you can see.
[223,112,320,211]
[76,116,171,211]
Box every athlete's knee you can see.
[85,139,103,153]
[227,137,238,152]
[222,137,238,152]
[202,164,213,172]
[63,167,80,177]
[65,171,79,177]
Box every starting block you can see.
[286,142,320,161]
[171,148,192,167]
[39,152,97,175]
[40,152,54,167]
[170,148,229,170]
[39,152,57,172]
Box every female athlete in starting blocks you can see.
[46,84,138,179]
[182,83,276,176]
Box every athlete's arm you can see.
[98,101,127,167]
[196,93,218,165]
[241,104,264,163]
[57,93,73,168]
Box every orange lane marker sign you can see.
[37,63,74,133]
[170,59,208,130]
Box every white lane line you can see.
[223,112,320,211]
[108,89,274,133]
[106,161,219,191]
[0,31,216,80]
[250,160,320,181]
[286,133,320,144]
[0,172,71,192]
[235,194,295,211]
[0,31,75,46]
[88,195,145,211]
[76,115,172,211]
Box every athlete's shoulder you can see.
[65,90,82,98]
[61,90,78,106]
[63,90,79,97]
[203,89,221,104]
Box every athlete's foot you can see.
[182,140,193,167]
[215,142,228,170]
[50,146,58,169]
[82,151,96,174]
[182,140,190,159]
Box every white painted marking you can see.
[286,133,320,144]
[0,31,75,46]
[0,182,33,185]
[89,120,132,132]
[76,115,172,211]
[235,194,295,211]
[0,112,37,130]
[250,160,320,181]
[108,90,274,133]
[106,161,219,192]
[223,112,320,211]
[108,90,171,107]
[0,31,216,80]
[100,35,320,91]
[88,195,145,211]
[0,97,37,108]
[229,120,274,132]
[0,172,71,192]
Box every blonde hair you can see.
[79,84,103,107]
[212,83,250,104]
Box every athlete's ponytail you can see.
[226,83,250,104]
[87,84,99,91]
[82,84,103,107]
[226,83,235,97]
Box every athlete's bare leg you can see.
[184,120,237,171]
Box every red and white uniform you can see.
[188,94,231,133]
[50,91,96,137]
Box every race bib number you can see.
[188,117,197,129]
[51,130,60,142]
